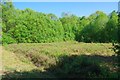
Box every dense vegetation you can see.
[1,2,119,79]
[2,42,118,79]
[113,12,120,74]
[1,2,118,44]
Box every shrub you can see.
[2,33,16,45]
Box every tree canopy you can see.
[1,2,119,44]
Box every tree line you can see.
[1,2,119,44]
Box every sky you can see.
[13,2,118,17]
[12,0,119,2]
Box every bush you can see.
[2,33,16,45]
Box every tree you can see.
[104,11,118,42]
[113,12,120,71]
[1,2,119,44]
[2,5,64,43]
[75,16,90,42]
[80,11,108,42]
[60,13,79,41]
[2,2,17,44]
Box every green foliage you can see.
[1,2,119,44]
[60,14,79,41]
[79,11,109,42]
[2,33,16,44]
[2,3,64,44]
[104,11,118,42]
[113,12,120,69]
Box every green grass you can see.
[1,42,118,79]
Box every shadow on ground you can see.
[2,54,119,80]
